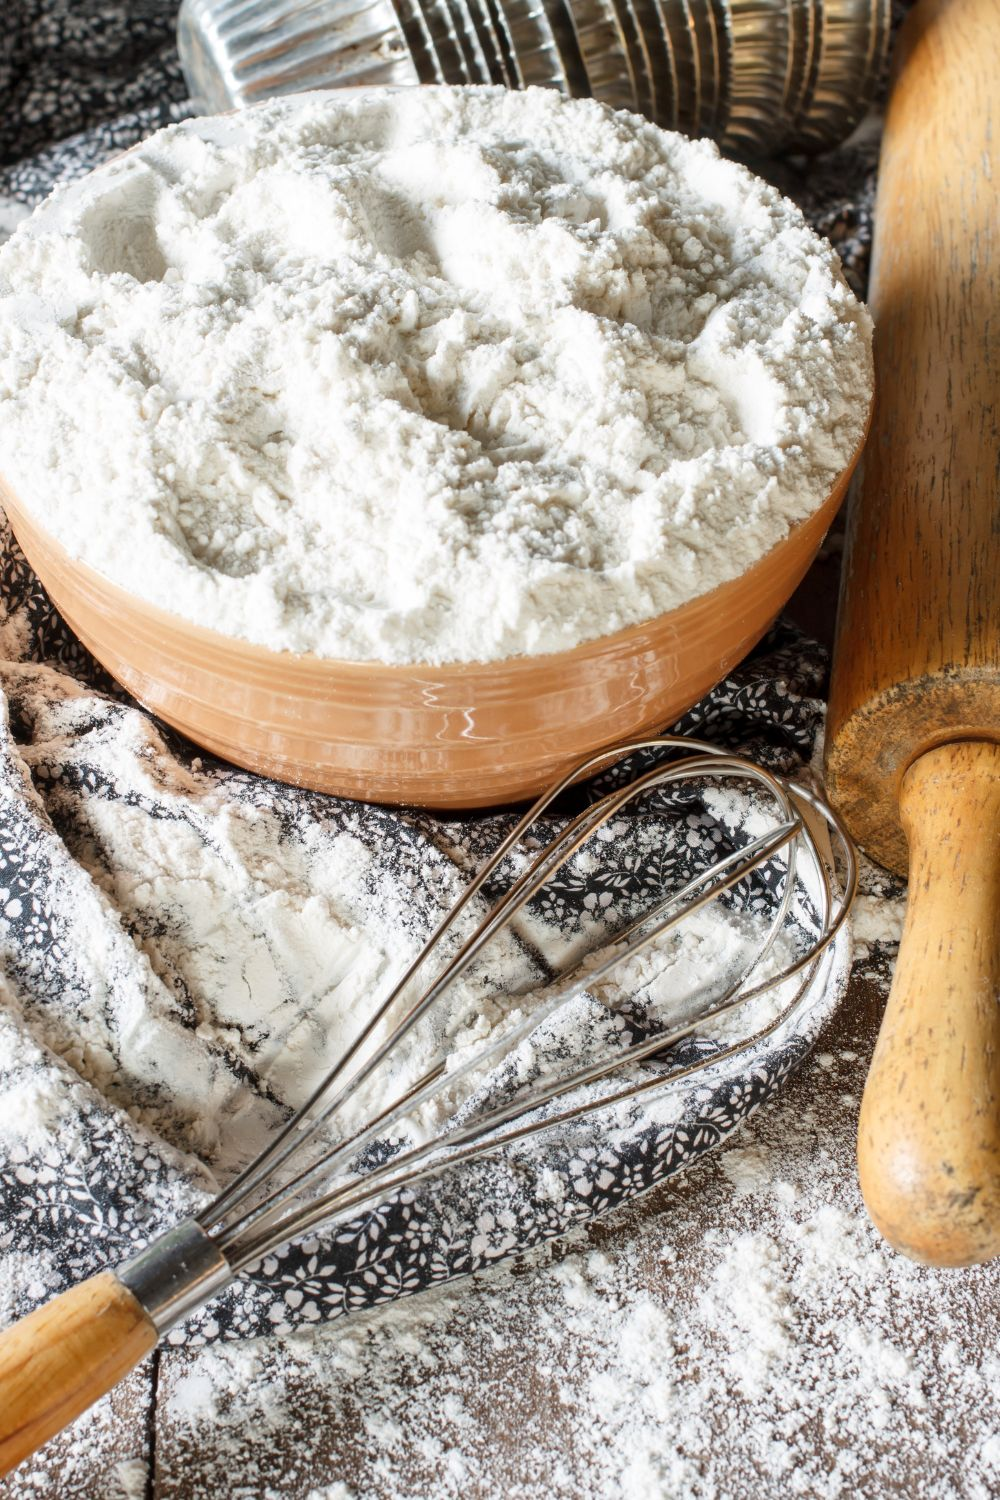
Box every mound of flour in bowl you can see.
[0,86,871,665]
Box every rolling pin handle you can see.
[857,740,1000,1266]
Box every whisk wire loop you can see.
[217,806,800,1258]
[196,737,854,1273]
[206,736,722,1226]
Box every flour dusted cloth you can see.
[0,0,876,1344]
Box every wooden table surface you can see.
[3,552,999,1500]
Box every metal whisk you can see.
[0,734,855,1475]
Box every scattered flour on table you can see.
[108,1458,150,1500]
[850,857,907,957]
[0,86,872,664]
[153,1040,1000,1500]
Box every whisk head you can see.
[191,735,855,1275]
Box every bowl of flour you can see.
[0,86,872,807]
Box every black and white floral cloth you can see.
[0,0,870,1344]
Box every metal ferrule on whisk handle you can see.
[116,1220,233,1335]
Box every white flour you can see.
[31,967,993,1500]
[0,86,872,665]
[0,669,817,1181]
[147,996,1000,1500]
[1,700,931,1500]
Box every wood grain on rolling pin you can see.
[824,0,1000,877]
[824,0,1000,1268]
[856,740,1000,1265]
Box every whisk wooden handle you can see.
[0,1272,157,1477]
[857,742,1000,1266]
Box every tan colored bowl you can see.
[0,427,866,808]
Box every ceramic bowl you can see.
[1,413,867,809]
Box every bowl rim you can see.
[0,400,870,682]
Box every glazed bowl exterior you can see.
[0,427,866,808]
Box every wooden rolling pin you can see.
[824,0,1000,1266]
